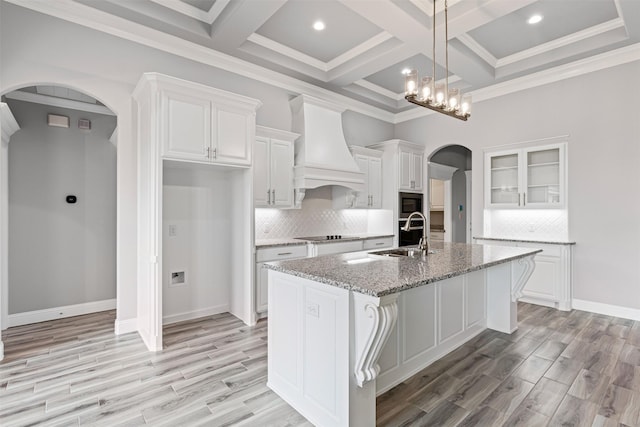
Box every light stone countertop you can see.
[265,241,541,297]
[255,238,309,249]
[473,236,576,245]
[255,234,394,249]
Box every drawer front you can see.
[363,237,393,250]
[315,240,364,256]
[257,244,308,262]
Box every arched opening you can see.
[1,85,117,359]
[427,145,472,243]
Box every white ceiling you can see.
[8,0,640,121]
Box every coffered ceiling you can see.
[6,0,640,122]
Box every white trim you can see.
[163,304,230,325]
[247,33,327,72]
[0,340,4,361]
[149,0,230,25]
[109,127,118,147]
[496,18,626,68]
[457,34,497,68]
[4,91,115,116]
[114,317,137,335]
[6,299,117,328]
[353,79,399,101]
[326,31,394,71]
[572,299,640,322]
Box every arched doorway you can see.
[0,85,117,360]
[427,145,472,243]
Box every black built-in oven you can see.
[399,218,424,247]
[398,192,424,247]
[399,192,423,220]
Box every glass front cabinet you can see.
[485,143,566,208]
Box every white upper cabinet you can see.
[399,147,423,192]
[156,74,261,166]
[485,142,566,208]
[254,126,298,208]
[333,146,383,209]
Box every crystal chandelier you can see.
[404,0,471,121]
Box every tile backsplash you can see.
[255,187,369,238]
[483,209,569,241]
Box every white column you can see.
[0,102,21,361]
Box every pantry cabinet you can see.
[254,127,298,208]
[485,143,566,209]
[158,75,260,166]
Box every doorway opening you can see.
[427,145,472,243]
[1,86,117,343]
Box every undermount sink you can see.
[371,248,434,257]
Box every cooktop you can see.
[295,235,351,241]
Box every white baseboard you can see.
[0,341,4,361]
[114,317,138,335]
[163,304,229,325]
[7,299,116,328]
[572,299,640,322]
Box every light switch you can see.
[168,224,177,237]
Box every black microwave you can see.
[399,192,424,219]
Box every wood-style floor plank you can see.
[3,302,640,426]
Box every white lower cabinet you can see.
[256,244,308,314]
[475,239,573,310]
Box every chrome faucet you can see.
[402,211,430,254]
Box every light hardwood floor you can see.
[1,303,639,426]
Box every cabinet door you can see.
[369,157,382,208]
[254,136,270,207]
[524,145,564,208]
[256,262,268,313]
[162,90,211,162]
[522,254,560,302]
[486,150,521,208]
[213,104,253,166]
[270,138,294,207]
[412,152,424,191]
[399,150,413,190]
[354,155,370,208]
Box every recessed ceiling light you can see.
[313,20,325,31]
[527,14,543,25]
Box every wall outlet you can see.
[170,271,185,287]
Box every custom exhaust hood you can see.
[290,94,364,206]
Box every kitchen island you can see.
[265,242,541,427]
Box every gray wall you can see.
[6,99,117,313]
[430,146,471,243]
[396,60,640,310]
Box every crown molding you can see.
[5,0,395,123]
[6,0,639,126]
[394,42,640,124]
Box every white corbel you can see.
[352,293,398,387]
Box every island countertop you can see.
[265,241,541,297]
